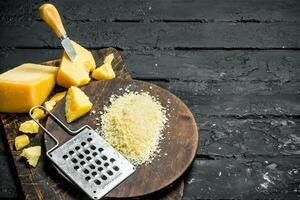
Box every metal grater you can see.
[29,106,136,199]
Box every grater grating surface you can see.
[29,106,136,199]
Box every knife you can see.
[39,4,77,61]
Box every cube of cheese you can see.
[65,86,93,123]
[56,41,96,88]
[0,64,58,113]
[21,146,41,167]
[15,134,30,150]
[19,120,39,134]
[92,63,116,80]
[44,100,56,111]
[32,108,46,120]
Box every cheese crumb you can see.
[19,120,39,134]
[100,91,167,166]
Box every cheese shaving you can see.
[98,91,167,166]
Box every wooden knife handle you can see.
[39,3,66,38]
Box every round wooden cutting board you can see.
[45,78,198,198]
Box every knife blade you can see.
[39,4,77,61]
[61,36,76,61]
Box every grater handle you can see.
[29,105,91,154]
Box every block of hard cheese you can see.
[56,41,96,88]
[0,63,57,113]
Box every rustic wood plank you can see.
[183,157,300,199]
[2,49,300,82]
[157,181,184,200]
[0,153,19,198]
[123,50,300,82]
[0,22,300,49]
[197,117,300,157]
[1,0,300,23]
[0,49,61,73]
[0,125,6,152]
[53,0,300,22]
[0,0,37,23]
[155,80,300,116]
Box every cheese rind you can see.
[65,86,93,123]
[57,41,96,88]
[0,63,57,113]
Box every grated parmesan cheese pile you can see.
[98,91,167,166]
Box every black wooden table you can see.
[1,0,300,199]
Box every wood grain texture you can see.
[48,0,300,22]
[2,49,300,83]
[1,0,300,23]
[45,78,198,198]
[0,153,19,198]
[1,22,300,49]
[184,157,300,199]
[196,117,300,158]
[0,48,186,200]
[122,50,300,82]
